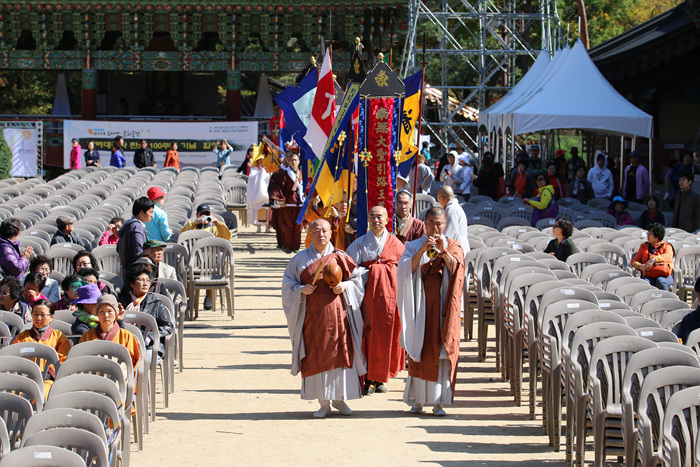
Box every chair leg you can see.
[528,340,538,421]
[194,288,200,320]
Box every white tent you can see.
[505,41,653,138]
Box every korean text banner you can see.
[63,120,258,169]
[3,128,38,177]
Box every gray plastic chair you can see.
[44,392,124,466]
[0,372,43,413]
[0,342,61,383]
[621,347,700,466]
[122,323,147,449]
[0,355,46,401]
[0,311,25,337]
[636,327,680,344]
[580,262,621,282]
[188,237,235,320]
[566,322,637,466]
[624,316,661,330]
[587,335,657,467]
[45,248,78,276]
[0,415,8,457]
[22,426,109,467]
[156,277,187,373]
[92,244,121,276]
[0,445,86,467]
[640,298,691,323]
[661,385,700,467]
[566,252,607,278]
[0,391,33,451]
[659,308,691,332]
[586,242,629,270]
[630,290,680,313]
[123,311,161,421]
[636,366,700,467]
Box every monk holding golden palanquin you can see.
[282,219,366,418]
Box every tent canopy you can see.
[481,41,653,139]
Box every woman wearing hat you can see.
[79,294,140,370]
[607,196,634,226]
[70,283,102,341]
[145,187,172,242]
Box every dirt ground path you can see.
[130,226,568,466]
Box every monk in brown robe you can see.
[282,219,366,418]
[347,206,405,395]
[268,153,303,252]
[398,206,464,416]
[395,190,425,244]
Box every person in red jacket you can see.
[631,222,674,291]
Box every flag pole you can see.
[412,32,427,214]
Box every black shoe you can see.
[364,382,375,395]
[374,383,388,393]
[203,296,212,310]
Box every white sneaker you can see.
[433,405,447,416]
[332,400,352,416]
[314,401,331,419]
[410,403,424,414]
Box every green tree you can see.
[0,71,82,115]
[0,133,11,180]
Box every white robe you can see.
[397,235,453,406]
[246,166,270,224]
[444,197,470,258]
[281,243,366,400]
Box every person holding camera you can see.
[214,139,233,168]
[179,204,231,309]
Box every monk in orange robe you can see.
[282,219,366,418]
[346,206,405,395]
[398,206,464,416]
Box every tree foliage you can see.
[0,133,12,180]
[557,0,683,47]
[0,71,82,115]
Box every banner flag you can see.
[397,70,423,178]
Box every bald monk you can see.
[282,219,366,418]
[304,192,349,250]
[347,206,406,395]
[395,190,425,244]
[398,206,465,416]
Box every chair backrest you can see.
[636,327,680,343]
[45,248,78,276]
[21,426,109,467]
[0,416,9,457]
[640,298,690,322]
[98,272,124,294]
[0,342,60,381]
[580,262,621,282]
[0,355,45,400]
[91,244,121,276]
[588,335,657,406]
[589,269,632,290]
[0,372,43,412]
[22,408,107,448]
[566,252,608,278]
[624,316,661,330]
[637,366,700,466]
[661,385,700,467]
[0,391,33,449]
[189,237,235,278]
[629,290,680,312]
[163,243,189,279]
[0,445,87,467]
[658,308,690,332]
[536,285,600,329]
[48,374,124,415]
[614,282,655,304]
[177,230,214,256]
[56,355,128,408]
[0,311,25,337]
[587,242,629,269]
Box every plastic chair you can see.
[21,426,109,467]
[624,316,661,329]
[0,444,87,467]
[640,298,690,323]
[636,366,700,467]
[620,347,700,466]
[45,248,78,276]
[0,417,8,457]
[122,311,163,418]
[163,243,189,285]
[44,393,124,466]
[629,289,680,313]
[177,229,214,257]
[566,252,607,278]
[615,282,656,304]
[566,322,637,466]
[0,355,46,401]
[155,278,187,372]
[587,335,657,467]
[662,385,700,467]
[636,327,680,343]
[0,391,33,451]
[0,342,60,383]
[658,308,690,332]
[0,372,43,412]
[0,311,25,337]
[122,322,148,447]
[589,269,632,290]
[98,272,124,295]
[187,237,235,320]
[92,244,121,276]
[673,246,700,303]
[580,262,621,282]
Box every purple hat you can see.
[73,284,101,305]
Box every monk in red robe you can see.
[282,219,366,418]
[395,190,425,243]
[268,153,303,252]
[398,206,464,416]
[347,206,405,395]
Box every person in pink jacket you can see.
[70,138,82,169]
[98,217,124,246]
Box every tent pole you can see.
[620,136,625,192]
[649,133,654,198]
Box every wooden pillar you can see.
[81,69,97,120]
[226,70,241,121]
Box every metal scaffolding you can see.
[400,0,561,154]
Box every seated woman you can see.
[631,223,674,291]
[524,174,558,227]
[55,275,82,311]
[13,299,71,394]
[70,283,102,342]
[119,265,173,359]
[79,294,139,370]
[607,196,634,226]
[0,276,30,322]
[29,255,60,304]
[544,218,580,262]
[637,195,666,228]
[78,267,116,296]
[72,250,99,274]
[21,273,49,320]
[99,217,124,246]
[675,277,700,343]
